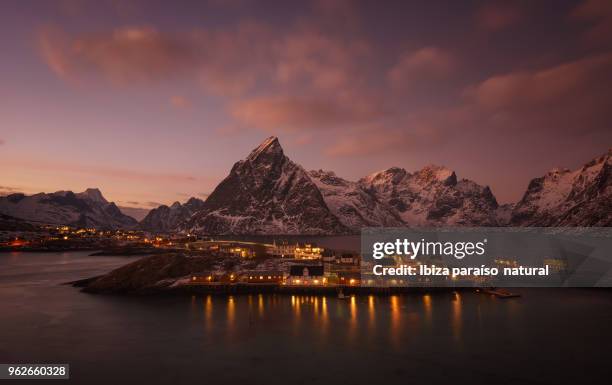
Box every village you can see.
[2,225,559,292]
[182,239,362,288]
[0,224,363,289]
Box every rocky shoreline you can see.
[67,251,478,296]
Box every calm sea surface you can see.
[1,251,611,385]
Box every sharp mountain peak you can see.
[246,136,283,162]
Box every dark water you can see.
[1,252,611,385]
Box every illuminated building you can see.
[288,265,325,285]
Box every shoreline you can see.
[70,279,503,297]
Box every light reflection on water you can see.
[368,295,375,333]
[192,293,466,350]
[227,295,235,331]
[452,292,462,342]
[390,295,401,347]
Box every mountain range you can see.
[1,137,610,233]
[151,137,610,233]
[0,188,138,229]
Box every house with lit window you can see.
[294,244,323,259]
[337,271,361,286]
[339,253,359,265]
[288,265,325,285]
[243,271,284,283]
[268,241,323,259]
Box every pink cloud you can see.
[467,53,612,110]
[170,95,191,109]
[230,93,385,132]
[324,109,456,157]
[39,26,199,84]
[37,21,380,136]
[571,0,612,45]
[476,3,523,31]
[325,124,443,157]
[463,52,612,134]
[36,11,610,161]
[37,19,373,99]
[37,23,272,94]
[192,22,274,95]
[274,27,370,90]
[387,47,454,87]
[0,139,5,145]
[38,26,76,81]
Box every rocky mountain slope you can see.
[0,213,38,231]
[0,188,138,229]
[77,252,294,294]
[81,253,217,294]
[308,169,404,228]
[358,165,500,226]
[140,197,205,232]
[510,149,612,226]
[182,137,348,235]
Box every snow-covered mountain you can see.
[357,165,500,226]
[510,148,612,226]
[308,170,404,228]
[0,188,138,229]
[140,197,205,232]
[183,137,348,235]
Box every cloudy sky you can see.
[1,0,611,211]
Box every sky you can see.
[1,0,611,213]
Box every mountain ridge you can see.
[3,140,609,232]
[0,188,138,229]
[509,148,611,226]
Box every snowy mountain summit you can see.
[183,137,348,234]
[356,164,499,226]
[509,148,612,226]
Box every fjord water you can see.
[1,252,611,384]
